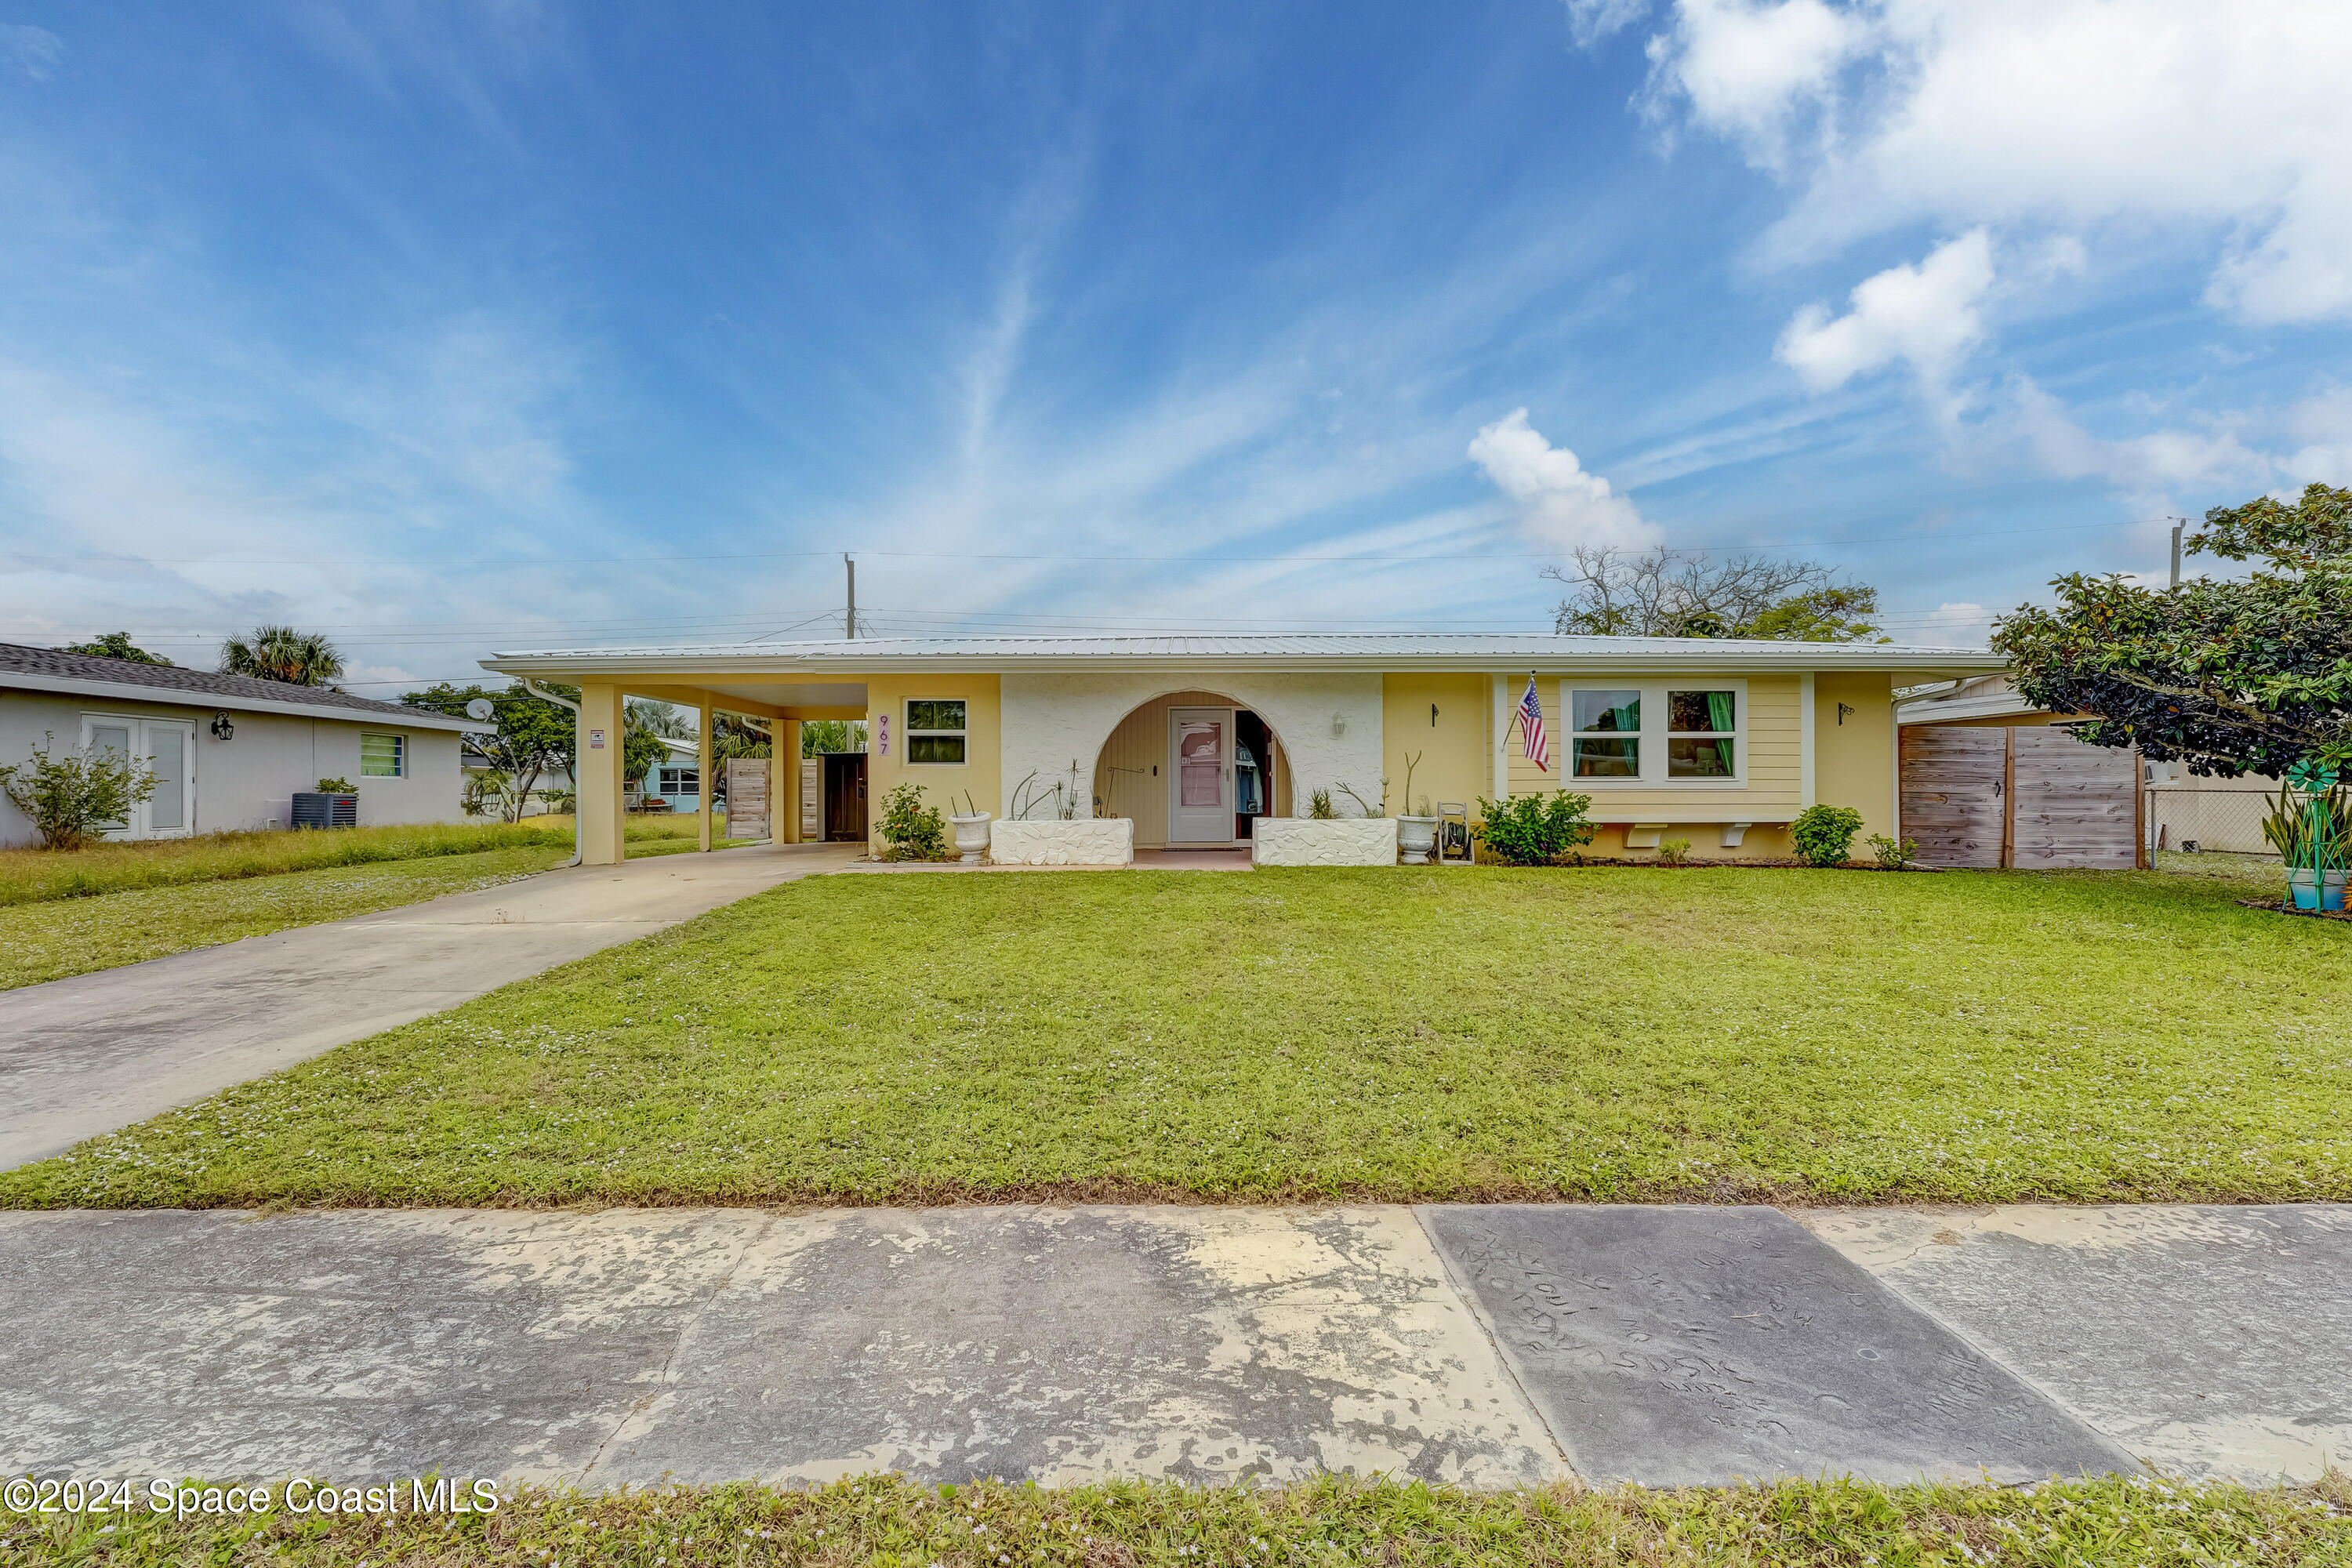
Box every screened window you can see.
[1570,689,1640,779]
[360,732,405,778]
[1667,690,1737,778]
[906,699,967,765]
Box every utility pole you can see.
[2169,517,2185,589]
[844,553,856,639]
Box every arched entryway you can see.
[1093,690,1294,848]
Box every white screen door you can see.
[1167,708,1231,844]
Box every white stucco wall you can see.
[989,817,1135,866]
[1000,672,1384,822]
[1252,817,1398,866]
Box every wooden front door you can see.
[824,753,867,842]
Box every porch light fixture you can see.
[209,712,234,741]
[1330,712,1347,737]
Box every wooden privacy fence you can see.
[1899,724,2145,869]
[724,757,768,841]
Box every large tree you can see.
[1545,546,1884,641]
[1991,482,2352,779]
[221,625,343,686]
[401,681,576,821]
[58,632,172,666]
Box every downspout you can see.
[523,678,585,869]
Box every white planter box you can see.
[989,817,1135,866]
[1251,817,1399,866]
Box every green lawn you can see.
[13,1472,2346,1568]
[9,863,2346,1210]
[0,846,572,990]
[0,815,746,990]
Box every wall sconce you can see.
[209,712,235,741]
[1430,703,1439,728]
[1836,702,1856,727]
[1330,712,1347,737]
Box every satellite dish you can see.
[464,698,496,722]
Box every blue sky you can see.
[1,1,2347,689]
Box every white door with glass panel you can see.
[82,715,195,840]
[1167,708,1232,844]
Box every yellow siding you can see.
[1381,673,1488,818]
[1814,671,1896,841]
[1508,673,1802,819]
[863,673,1002,850]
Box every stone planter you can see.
[949,812,993,866]
[1396,815,1438,865]
[989,817,1135,866]
[2288,867,2348,912]
[1251,817,1398,867]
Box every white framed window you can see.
[1570,688,1642,779]
[905,699,967,765]
[658,765,699,794]
[1562,681,1744,787]
[80,713,195,839]
[361,732,405,778]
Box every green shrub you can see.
[1792,804,1864,866]
[1308,789,1336,820]
[1473,790,1596,866]
[876,782,948,862]
[1866,832,1918,869]
[314,776,354,793]
[1657,837,1692,866]
[0,732,158,850]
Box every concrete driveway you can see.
[0,841,862,1168]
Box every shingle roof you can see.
[0,642,472,728]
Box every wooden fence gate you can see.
[1899,724,2144,869]
[724,758,768,841]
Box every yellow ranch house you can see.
[479,634,2005,866]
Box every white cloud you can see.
[2003,375,2272,501]
[1649,0,2352,323]
[1468,408,1659,549]
[2283,387,2352,488]
[0,24,62,80]
[1564,0,1653,48]
[1646,0,1861,168]
[1915,601,1991,648]
[1777,228,1992,392]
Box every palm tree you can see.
[625,698,694,739]
[220,625,344,686]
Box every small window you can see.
[1570,689,1640,779]
[360,732,405,778]
[1668,690,1737,778]
[659,766,699,793]
[906,699,967,764]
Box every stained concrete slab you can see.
[0,1207,765,1481]
[1421,1204,2133,1486]
[0,1206,1562,1489]
[589,1205,1563,1487]
[1804,1204,2352,1483]
[0,842,859,1168]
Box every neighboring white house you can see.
[0,641,474,844]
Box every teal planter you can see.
[2288,868,2347,911]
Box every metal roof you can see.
[0,642,474,729]
[484,631,2005,675]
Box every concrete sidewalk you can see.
[3,1202,2343,1490]
[0,842,861,1168]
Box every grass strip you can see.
[11,864,2347,1210]
[0,847,573,990]
[2,1472,2343,1567]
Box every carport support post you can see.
[578,683,626,866]
[781,719,803,843]
[697,695,715,852]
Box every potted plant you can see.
[2263,773,2350,912]
[1395,750,1437,864]
[947,789,993,866]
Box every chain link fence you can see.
[2147,784,2280,859]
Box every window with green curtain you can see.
[906,699,967,764]
[1665,691,1735,778]
[360,732,404,777]
[1570,688,1641,778]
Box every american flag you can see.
[1517,673,1549,772]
